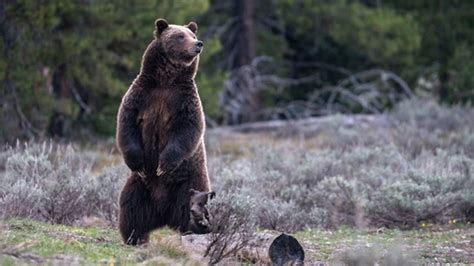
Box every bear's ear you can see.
[189,188,198,196]
[155,18,169,37]
[186,21,198,34]
[207,191,215,200]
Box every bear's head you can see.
[154,18,203,66]
[189,188,215,221]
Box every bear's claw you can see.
[156,167,165,176]
[137,170,146,178]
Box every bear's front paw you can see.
[156,166,165,177]
[137,169,146,178]
[156,163,174,177]
[156,158,180,177]
[136,169,150,185]
[123,147,145,172]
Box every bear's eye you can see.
[178,35,185,42]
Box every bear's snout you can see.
[194,41,204,53]
[190,208,202,219]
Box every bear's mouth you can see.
[191,213,203,220]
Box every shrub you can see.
[366,152,473,227]
[207,100,474,230]
[0,142,127,225]
[390,99,474,157]
[205,192,257,264]
[1,99,473,231]
[257,199,327,232]
[88,164,128,223]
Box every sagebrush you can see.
[0,142,127,225]
[0,99,473,231]
[208,99,474,230]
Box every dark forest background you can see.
[1,0,474,142]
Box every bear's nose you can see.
[196,41,204,48]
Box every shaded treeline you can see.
[1,0,473,141]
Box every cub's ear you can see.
[208,191,216,200]
[154,18,169,37]
[186,21,198,34]
[189,188,198,196]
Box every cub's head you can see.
[189,188,215,221]
[154,18,203,65]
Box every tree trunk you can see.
[236,0,256,67]
[222,0,259,125]
[0,1,40,140]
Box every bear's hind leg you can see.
[165,183,192,233]
[119,174,161,245]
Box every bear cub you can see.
[185,189,215,235]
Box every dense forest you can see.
[1,0,474,141]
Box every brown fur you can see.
[185,189,215,235]
[116,18,210,245]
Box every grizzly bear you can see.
[185,189,215,235]
[116,18,211,245]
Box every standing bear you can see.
[116,18,211,245]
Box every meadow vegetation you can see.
[0,99,473,264]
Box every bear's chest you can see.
[140,89,179,129]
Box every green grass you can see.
[0,219,195,265]
[1,219,472,265]
[295,224,474,264]
[0,219,134,264]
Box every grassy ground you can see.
[0,219,201,265]
[1,219,472,265]
[296,224,474,264]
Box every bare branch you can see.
[219,55,414,124]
